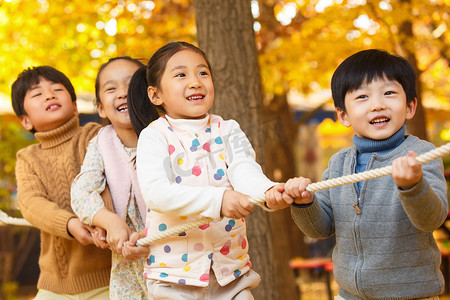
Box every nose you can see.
[45,89,56,101]
[117,85,128,99]
[189,75,202,89]
[370,96,386,111]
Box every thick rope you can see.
[2,143,449,244]
[0,209,32,227]
[137,141,450,246]
[305,142,450,193]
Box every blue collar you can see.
[353,125,406,154]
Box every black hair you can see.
[127,41,213,136]
[94,56,145,106]
[331,49,417,112]
[11,66,76,117]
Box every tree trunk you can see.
[397,0,428,140]
[194,1,278,298]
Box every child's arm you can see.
[393,150,448,231]
[71,137,130,253]
[16,152,78,239]
[122,229,150,262]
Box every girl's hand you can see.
[106,219,131,254]
[392,151,422,190]
[284,177,314,205]
[265,183,294,210]
[92,226,109,249]
[221,190,254,219]
[122,230,150,261]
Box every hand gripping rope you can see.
[1,143,449,245]
[136,142,450,246]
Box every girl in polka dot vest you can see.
[128,42,280,299]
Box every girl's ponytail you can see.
[127,66,160,136]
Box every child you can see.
[11,66,111,298]
[127,41,278,299]
[71,57,151,299]
[267,49,448,299]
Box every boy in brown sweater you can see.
[11,66,111,298]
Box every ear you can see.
[19,115,34,131]
[97,102,107,119]
[147,86,163,106]
[73,101,79,117]
[336,107,351,128]
[405,98,417,120]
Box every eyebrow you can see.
[170,64,209,72]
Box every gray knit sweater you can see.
[291,135,448,299]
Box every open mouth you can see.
[186,95,204,101]
[117,103,128,112]
[369,117,390,125]
[46,104,61,111]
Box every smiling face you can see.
[336,77,417,140]
[147,49,214,120]
[96,59,140,130]
[20,77,78,132]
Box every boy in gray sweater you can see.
[266,49,448,299]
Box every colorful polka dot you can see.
[215,137,223,144]
[160,272,169,278]
[158,223,167,231]
[182,253,188,262]
[164,245,171,253]
[233,270,241,278]
[178,279,186,285]
[225,224,232,232]
[208,253,213,259]
[167,126,173,132]
[168,144,175,155]
[199,223,210,230]
[177,158,184,165]
[175,176,182,184]
[203,142,211,152]
[214,168,225,180]
[147,255,155,265]
[219,153,224,160]
[200,273,209,282]
[205,128,211,133]
[180,216,188,220]
[194,243,204,251]
[192,166,202,176]
[183,266,191,272]
[220,240,231,255]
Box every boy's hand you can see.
[284,177,314,205]
[92,227,109,249]
[392,151,422,190]
[265,183,295,210]
[122,230,150,261]
[67,217,94,246]
[221,190,255,219]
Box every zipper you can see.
[352,198,361,215]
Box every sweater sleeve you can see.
[224,120,276,199]
[398,156,448,232]
[290,165,336,239]
[16,150,75,239]
[136,127,225,220]
[71,136,106,226]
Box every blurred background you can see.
[0,0,449,299]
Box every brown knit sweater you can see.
[15,116,111,294]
